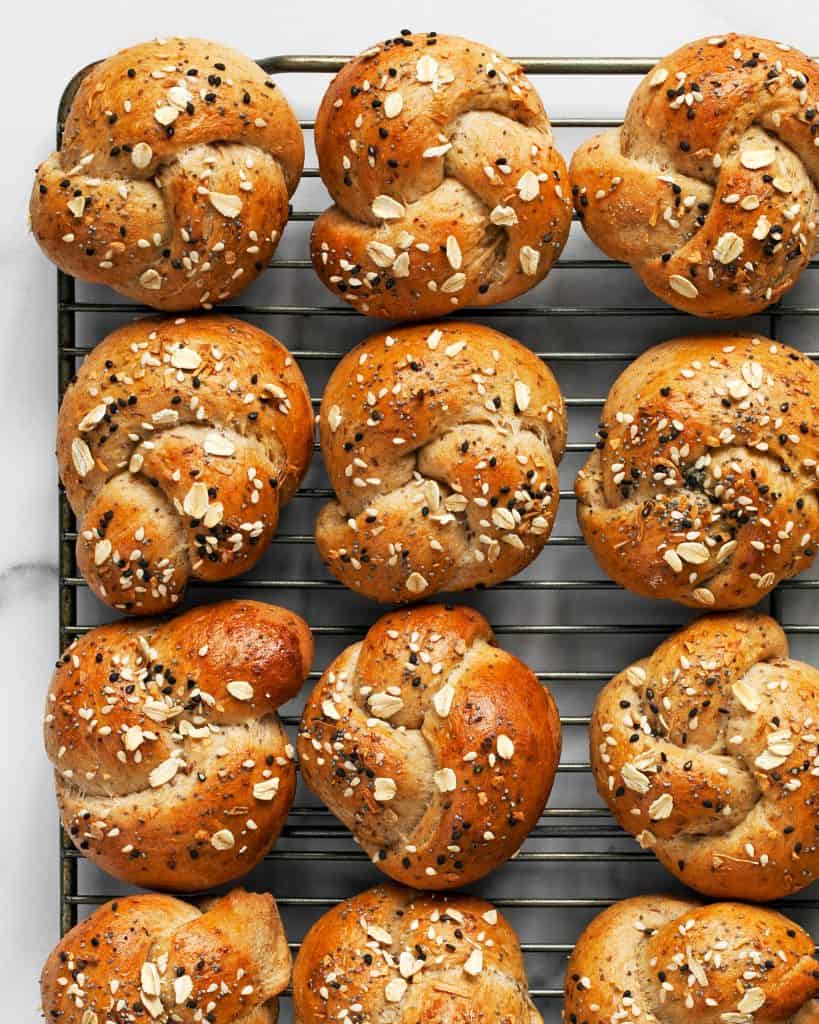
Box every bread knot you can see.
[576,334,819,608]
[316,321,566,601]
[298,604,560,889]
[57,315,312,613]
[45,599,312,889]
[571,34,819,317]
[30,38,303,310]
[40,889,291,1023]
[311,33,571,319]
[294,884,543,1023]
[565,895,819,1024]
[591,612,819,900]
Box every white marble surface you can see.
[5,0,818,1016]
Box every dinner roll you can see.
[565,895,819,1024]
[316,321,566,602]
[293,883,543,1023]
[41,889,291,1023]
[591,611,819,900]
[45,599,312,890]
[576,334,819,608]
[311,31,571,319]
[58,315,312,613]
[570,34,819,318]
[31,37,303,310]
[298,604,560,888]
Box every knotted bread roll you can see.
[41,889,291,1023]
[316,321,566,602]
[311,31,571,319]
[31,37,303,311]
[298,605,561,889]
[590,611,819,901]
[570,34,819,317]
[58,315,312,614]
[565,895,819,1024]
[576,334,819,608]
[293,883,542,1023]
[45,599,312,890]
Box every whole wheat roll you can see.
[45,599,312,890]
[30,37,303,310]
[40,889,291,1023]
[57,314,312,614]
[576,333,819,608]
[590,611,819,900]
[565,894,819,1024]
[570,33,819,318]
[293,883,542,1023]
[298,604,561,889]
[316,320,566,602]
[311,31,571,319]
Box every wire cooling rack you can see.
[55,53,819,1019]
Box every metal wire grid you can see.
[54,54,819,1017]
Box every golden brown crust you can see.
[40,889,291,1023]
[590,611,819,900]
[45,600,312,890]
[575,334,819,608]
[570,33,819,318]
[316,321,566,602]
[293,883,543,1023]
[31,37,303,310]
[297,605,560,889]
[311,32,571,319]
[565,895,819,1024]
[57,314,312,613]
